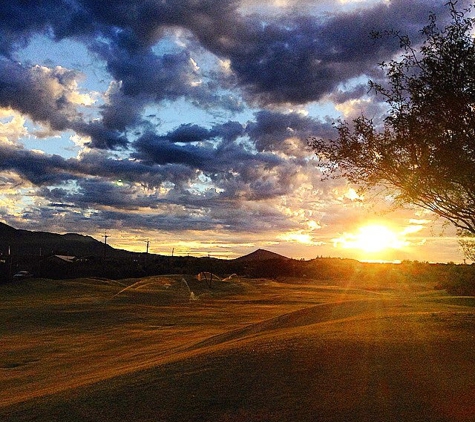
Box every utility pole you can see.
[103,232,109,260]
[8,245,12,279]
[144,240,150,264]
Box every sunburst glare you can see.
[334,224,408,254]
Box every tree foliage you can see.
[310,1,475,235]
[458,230,475,261]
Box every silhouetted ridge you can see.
[0,222,127,257]
[0,222,17,236]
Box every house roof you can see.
[49,255,76,263]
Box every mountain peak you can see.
[234,249,289,262]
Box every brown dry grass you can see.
[1,274,474,421]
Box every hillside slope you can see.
[0,222,129,257]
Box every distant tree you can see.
[310,2,475,246]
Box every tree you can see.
[310,1,475,241]
[458,230,475,261]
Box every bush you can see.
[441,265,475,295]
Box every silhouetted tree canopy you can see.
[310,1,475,240]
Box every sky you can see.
[0,0,470,262]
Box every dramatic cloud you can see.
[246,110,333,153]
[0,0,467,260]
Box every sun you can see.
[354,225,405,252]
[334,224,407,253]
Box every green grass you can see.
[1,275,474,421]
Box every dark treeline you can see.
[1,253,474,296]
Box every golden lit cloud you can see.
[278,231,314,244]
[335,98,371,119]
[343,187,363,201]
[0,109,28,146]
[332,186,365,203]
[401,224,425,235]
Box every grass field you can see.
[1,274,474,421]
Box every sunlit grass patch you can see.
[1,274,475,421]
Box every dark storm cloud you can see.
[91,36,245,116]
[134,132,214,168]
[0,58,74,131]
[96,210,221,232]
[0,110,316,211]
[77,151,198,189]
[0,135,288,211]
[1,0,454,112]
[0,58,129,149]
[160,124,214,144]
[329,84,369,105]
[100,87,149,133]
[0,144,192,189]
[133,128,283,175]
[212,121,246,142]
[163,0,443,106]
[0,146,75,185]
[0,1,244,149]
[145,132,309,201]
[140,113,335,202]
[152,112,330,162]
[217,0,450,105]
[92,41,193,98]
[157,121,245,144]
[0,1,69,56]
[73,121,129,149]
[82,0,453,106]
[45,179,161,210]
[246,110,333,152]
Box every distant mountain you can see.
[0,222,16,236]
[234,248,289,262]
[0,222,131,257]
[0,222,291,264]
